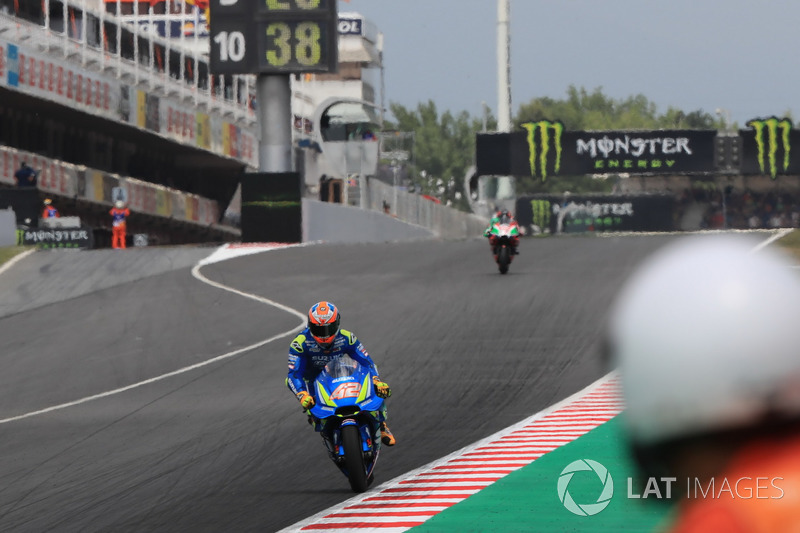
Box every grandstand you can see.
[0,0,388,246]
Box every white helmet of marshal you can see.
[608,234,800,448]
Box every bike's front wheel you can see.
[342,424,369,492]
[498,245,510,274]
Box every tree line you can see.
[384,85,725,209]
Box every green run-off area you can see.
[412,417,674,533]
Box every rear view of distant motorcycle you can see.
[484,209,520,274]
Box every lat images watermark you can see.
[627,476,785,501]
[558,459,785,517]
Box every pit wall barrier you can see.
[0,145,226,230]
[0,208,15,246]
[365,178,488,239]
[302,199,433,244]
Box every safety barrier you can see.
[0,145,228,230]
[366,179,488,239]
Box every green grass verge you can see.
[775,229,800,260]
[0,246,34,267]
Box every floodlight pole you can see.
[497,0,511,133]
[495,0,514,203]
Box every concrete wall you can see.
[0,209,16,247]
[366,179,489,239]
[303,199,433,243]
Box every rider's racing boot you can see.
[380,422,396,446]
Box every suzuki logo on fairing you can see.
[747,117,792,179]
[522,120,564,181]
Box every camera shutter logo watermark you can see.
[522,120,564,181]
[557,459,614,516]
[747,117,792,179]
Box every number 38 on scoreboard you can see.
[209,0,338,75]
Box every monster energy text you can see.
[747,117,792,179]
[576,135,691,171]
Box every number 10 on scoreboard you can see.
[209,0,338,75]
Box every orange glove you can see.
[372,376,392,398]
[296,391,315,409]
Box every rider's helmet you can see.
[43,198,52,206]
[115,200,124,209]
[498,209,512,223]
[308,301,341,350]
[607,235,800,468]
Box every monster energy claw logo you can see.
[531,199,552,231]
[522,120,564,181]
[747,117,792,179]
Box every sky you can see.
[338,0,800,127]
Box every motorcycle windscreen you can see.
[322,355,359,379]
[316,355,374,407]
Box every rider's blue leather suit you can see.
[287,328,380,396]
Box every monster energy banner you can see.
[477,124,717,179]
[516,194,675,234]
[18,227,94,249]
[740,117,800,179]
[241,172,302,243]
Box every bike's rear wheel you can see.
[342,425,369,492]
[498,246,510,274]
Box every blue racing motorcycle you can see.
[308,355,386,492]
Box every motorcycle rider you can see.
[483,208,520,255]
[287,301,396,446]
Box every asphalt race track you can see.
[0,234,692,532]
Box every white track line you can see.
[750,227,794,252]
[0,248,36,277]
[0,243,306,425]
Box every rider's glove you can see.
[372,376,392,398]
[296,391,315,409]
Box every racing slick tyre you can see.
[342,424,369,492]
[498,246,510,274]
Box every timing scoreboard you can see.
[209,0,338,75]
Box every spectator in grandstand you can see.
[607,235,800,532]
[109,200,131,249]
[14,162,38,188]
[41,198,60,219]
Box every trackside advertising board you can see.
[241,172,302,243]
[740,117,800,178]
[477,124,718,179]
[516,194,676,234]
